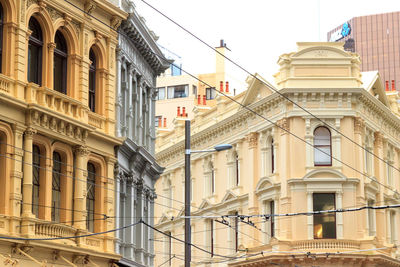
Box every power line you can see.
[139,0,400,181]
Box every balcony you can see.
[291,239,360,251]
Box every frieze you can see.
[45,6,62,22]
[30,110,89,143]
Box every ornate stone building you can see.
[114,1,169,267]
[0,0,126,266]
[154,43,400,266]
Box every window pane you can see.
[314,146,331,165]
[313,193,336,239]
[157,88,165,100]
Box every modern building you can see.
[0,0,126,266]
[154,43,400,266]
[155,40,234,132]
[114,1,169,266]
[327,11,400,91]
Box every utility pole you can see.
[184,120,191,267]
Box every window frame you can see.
[51,151,62,222]
[86,162,96,232]
[206,87,216,100]
[313,193,336,239]
[88,48,96,112]
[53,31,68,94]
[156,87,165,100]
[167,84,188,99]
[313,126,332,166]
[32,145,41,217]
[28,16,43,86]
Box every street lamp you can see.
[185,120,232,267]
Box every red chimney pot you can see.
[203,95,206,105]
[163,118,167,127]
[177,106,181,116]
[385,81,389,91]
[392,80,396,91]
[220,81,223,92]
[226,81,229,93]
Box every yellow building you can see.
[0,0,126,265]
[154,43,400,266]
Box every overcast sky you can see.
[133,0,400,88]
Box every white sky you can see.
[133,0,400,89]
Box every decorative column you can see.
[127,67,134,140]
[22,127,36,217]
[116,49,122,137]
[307,192,313,239]
[374,132,386,244]
[246,132,259,245]
[104,156,117,253]
[354,117,366,238]
[73,146,89,231]
[336,191,343,239]
[135,178,145,265]
[150,88,158,154]
[115,166,122,255]
[47,42,56,88]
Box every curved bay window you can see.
[51,152,61,222]
[28,17,43,85]
[88,48,96,112]
[32,145,41,217]
[87,162,96,232]
[54,31,67,94]
[0,3,3,73]
[313,127,332,166]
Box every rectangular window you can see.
[390,211,396,244]
[157,87,165,100]
[155,116,162,128]
[32,145,41,217]
[270,201,275,238]
[234,211,238,252]
[192,85,197,96]
[313,193,336,239]
[206,87,216,100]
[167,85,188,99]
[210,220,214,257]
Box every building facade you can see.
[156,40,233,132]
[0,0,126,266]
[327,12,400,91]
[114,1,169,266]
[154,43,400,266]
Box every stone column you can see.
[116,49,122,137]
[354,118,366,238]
[115,166,121,255]
[104,156,117,253]
[47,42,56,89]
[127,67,134,140]
[336,192,343,239]
[73,146,89,231]
[22,127,36,217]
[307,192,313,239]
[374,132,386,244]
[135,179,144,264]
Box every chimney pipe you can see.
[392,80,396,91]
[220,81,223,92]
[158,117,162,128]
[182,107,186,117]
[197,95,201,105]
[220,39,225,47]
[226,81,229,93]
[163,118,167,128]
[177,106,181,117]
[203,95,206,105]
[386,81,389,91]
[185,113,188,118]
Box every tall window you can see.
[167,84,188,99]
[211,163,215,194]
[314,127,332,166]
[51,152,61,222]
[367,200,376,236]
[86,162,96,232]
[0,3,3,73]
[271,139,275,173]
[54,31,67,94]
[32,145,41,217]
[313,193,336,239]
[28,17,43,85]
[209,220,214,257]
[390,211,396,244]
[88,48,96,112]
[235,152,239,186]
[234,211,239,252]
[386,152,393,187]
[156,87,165,100]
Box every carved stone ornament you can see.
[71,20,81,37]
[247,132,258,149]
[45,6,62,22]
[111,16,122,30]
[27,0,37,8]
[374,132,384,148]
[354,117,365,134]
[73,255,89,264]
[84,1,96,15]
[24,127,37,137]
[277,118,289,135]
[74,145,90,157]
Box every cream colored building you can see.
[155,40,234,132]
[0,0,126,266]
[154,42,400,266]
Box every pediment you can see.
[221,191,237,203]
[362,71,389,107]
[255,177,275,192]
[158,214,170,224]
[198,199,213,210]
[293,46,351,59]
[303,169,347,179]
[241,74,275,107]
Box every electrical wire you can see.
[138,0,400,181]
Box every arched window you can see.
[54,31,67,94]
[0,3,3,73]
[51,152,61,222]
[314,127,332,166]
[271,139,275,173]
[87,162,96,232]
[28,17,43,85]
[32,145,41,217]
[88,48,96,112]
